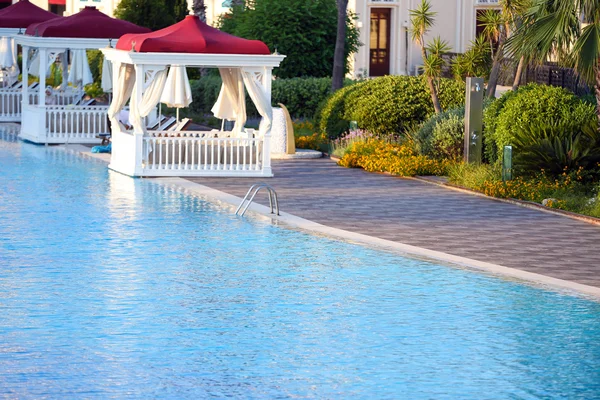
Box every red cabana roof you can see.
[116,15,270,55]
[25,6,150,39]
[0,0,60,29]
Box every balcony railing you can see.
[475,0,500,5]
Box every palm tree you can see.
[410,0,443,113]
[332,0,349,92]
[478,0,530,98]
[507,0,600,123]
[193,0,206,22]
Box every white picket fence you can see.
[142,131,264,173]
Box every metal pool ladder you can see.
[235,183,280,217]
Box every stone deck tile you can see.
[186,158,600,288]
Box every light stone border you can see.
[59,144,600,301]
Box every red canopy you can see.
[25,6,150,39]
[116,15,270,55]
[0,0,60,29]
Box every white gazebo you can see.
[14,6,150,144]
[0,0,60,122]
[102,15,285,177]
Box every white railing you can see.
[46,105,109,142]
[0,89,38,121]
[50,89,85,106]
[142,131,263,173]
[475,0,500,5]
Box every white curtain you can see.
[107,63,135,130]
[129,68,168,133]
[241,69,272,138]
[68,49,93,87]
[212,67,246,135]
[0,37,15,69]
[0,37,19,85]
[101,57,113,93]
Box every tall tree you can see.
[115,0,174,31]
[173,0,189,21]
[507,0,600,125]
[332,0,349,92]
[218,0,360,79]
[410,0,443,114]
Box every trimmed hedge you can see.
[483,84,596,163]
[317,75,465,139]
[187,76,337,120]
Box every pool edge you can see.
[60,144,600,301]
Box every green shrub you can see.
[416,106,464,156]
[484,84,595,162]
[317,75,464,139]
[87,50,103,84]
[317,84,360,139]
[272,77,336,118]
[512,118,600,175]
[188,77,225,117]
[431,113,465,161]
[344,76,464,137]
[188,76,340,121]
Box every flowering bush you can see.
[292,120,328,151]
[448,163,597,213]
[339,140,452,176]
[330,129,374,157]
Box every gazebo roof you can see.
[116,15,270,55]
[0,0,60,29]
[25,6,150,39]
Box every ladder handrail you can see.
[235,183,280,217]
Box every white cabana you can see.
[14,6,150,144]
[102,15,285,177]
[0,0,60,121]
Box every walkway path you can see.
[188,158,600,288]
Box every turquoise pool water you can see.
[1,131,600,399]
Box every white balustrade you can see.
[46,105,109,142]
[0,89,38,122]
[142,131,264,175]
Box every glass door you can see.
[369,8,391,77]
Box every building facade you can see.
[13,0,501,79]
[348,0,501,78]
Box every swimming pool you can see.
[1,130,600,399]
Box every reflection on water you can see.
[0,128,600,399]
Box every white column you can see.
[261,67,273,177]
[22,46,29,106]
[132,64,145,176]
[38,48,47,104]
[61,50,69,90]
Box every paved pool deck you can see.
[188,158,600,289]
